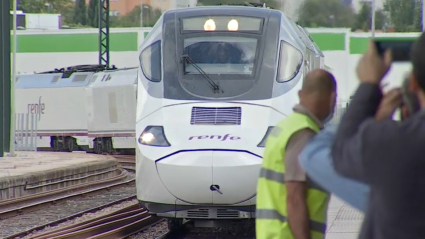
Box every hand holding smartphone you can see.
[400,77,420,116]
[374,39,414,62]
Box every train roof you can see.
[87,67,138,88]
[15,72,94,89]
[164,5,279,18]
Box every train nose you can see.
[211,151,261,204]
[156,150,262,205]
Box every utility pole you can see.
[422,0,425,31]
[371,0,376,38]
[140,1,144,27]
[0,0,11,157]
[9,0,17,156]
[98,0,110,68]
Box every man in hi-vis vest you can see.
[256,69,337,239]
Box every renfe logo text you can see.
[189,134,241,141]
[27,96,45,121]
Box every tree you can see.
[14,0,74,24]
[73,0,87,26]
[298,0,356,28]
[353,2,388,31]
[384,0,421,32]
[110,5,162,28]
[88,0,99,28]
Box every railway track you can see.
[154,219,256,239]
[0,168,133,220]
[14,203,163,239]
[0,165,139,238]
[114,155,136,172]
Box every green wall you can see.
[13,32,138,53]
[310,33,345,51]
[11,30,419,54]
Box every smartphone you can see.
[375,39,415,62]
[400,77,420,115]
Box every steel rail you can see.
[0,168,133,219]
[3,195,137,239]
[29,204,164,239]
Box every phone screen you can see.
[375,40,414,62]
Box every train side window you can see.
[277,41,303,83]
[139,41,161,82]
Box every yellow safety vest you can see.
[256,112,330,239]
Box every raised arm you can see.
[331,40,394,182]
[331,83,382,181]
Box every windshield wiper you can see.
[181,54,223,93]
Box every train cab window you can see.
[183,36,258,76]
[277,41,303,82]
[139,41,161,82]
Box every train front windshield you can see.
[160,10,285,100]
[181,16,262,79]
[173,16,267,98]
[183,36,257,76]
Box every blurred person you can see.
[215,45,229,63]
[299,87,409,213]
[256,69,337,239]
[332,35,425,239]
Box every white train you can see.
[15,65,138,154]
[14,4,325,230]
[135,5,324,229]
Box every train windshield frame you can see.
[172,15,268,98]
[181,35,260,77]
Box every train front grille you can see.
[191,107,242,125]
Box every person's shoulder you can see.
[287,128,316,149]
[292,127,316,139]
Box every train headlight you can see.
[228,19,238,31]
[138,126,171,147]
[257,126,275,147]
[204,19,216,31]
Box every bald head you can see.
[298,69,337,122]
[301,69,337,96]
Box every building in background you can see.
[84,0,151,16]
[152,0,197,12]
[96,0,197,16]
[282,0,384,22]
[83,0,383,19]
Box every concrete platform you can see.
[326,196,363,238]
[0,151,119,200]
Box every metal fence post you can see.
[13,113,38,152]
[18,113,23,151]
[25,113,29,150]
[0,0,12,156]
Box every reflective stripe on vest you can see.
[259,167,328,193]
[256,209,326,233]
[256,112,330,239]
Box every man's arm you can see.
[331,83,382,181]
[285,129,316,239]
[332,40,395,182]
[299,126,370,212]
